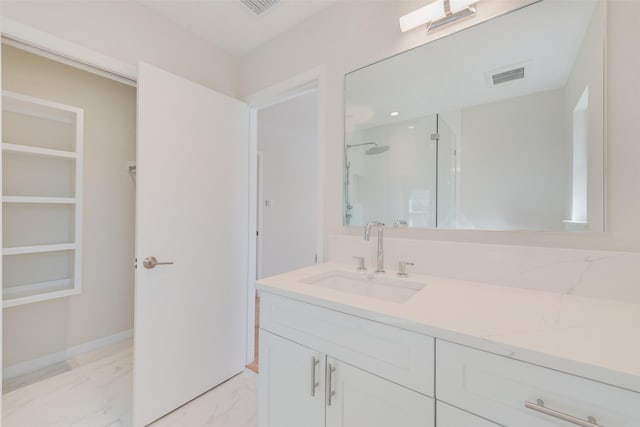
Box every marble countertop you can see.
[256,263,640,393]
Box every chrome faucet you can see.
[364,221,385,273]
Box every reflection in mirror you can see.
[344,0,605,232]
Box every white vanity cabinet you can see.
[257,264,640,427]
[325,357,433,427]
[258,293,435,427]
[436,340,640,427]
[436,402,499,427]
[259,331,325,427]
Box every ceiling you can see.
[139,0,338,56]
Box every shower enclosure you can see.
[344,113,458,228]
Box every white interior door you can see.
[134,62,249,426]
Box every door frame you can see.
[253,86,322,279]
[256,151,264,281]
[1,17,137,85]
[244,66,327,363]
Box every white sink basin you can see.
[301,270,425,303]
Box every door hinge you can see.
[430,133,440,141]
[134,257,138,269]
[315,253,318,263]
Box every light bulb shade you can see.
[399,0,446,33]
[449,0,476,13]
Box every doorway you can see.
[246,71,325,372]
[257,89,320,279]
[1,42,137,424]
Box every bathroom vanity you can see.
[256,263,640,427]
[257,0,626,424]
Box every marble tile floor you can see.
[2,340,258,427]
[3,361,72,395]
[3,339,134,394]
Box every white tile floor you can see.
[2,340,258,427]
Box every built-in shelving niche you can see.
[2,91,83,308]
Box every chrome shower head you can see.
[346,142,390,155]
[365,145,390,155]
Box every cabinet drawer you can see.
[436,401,499,427]
[436,340,640,427]
[260,293,434,396]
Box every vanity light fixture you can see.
[390,111,400,117]
[399,0,478,33]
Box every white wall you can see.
[258,91,318,277]
[328,235,640,305]
[564,2,605,232]
[2,45,136,368]
[0,0,240,96]
[240,0,640,253]
[459,89,567,231]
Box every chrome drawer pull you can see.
[310,356,320,397]
[326,363,336,406]
[525,399,602,427]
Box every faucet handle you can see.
[353,256,367,271]
[393,219,408,228]
[397,261,414,277]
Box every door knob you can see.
[143,256,174,269]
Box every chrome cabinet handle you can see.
[311,356,320,397]
[326,363,336,406]
[525,399,602,427]
[143,256,174,269]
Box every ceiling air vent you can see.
[492,67,525,85]
[240,0,280,15]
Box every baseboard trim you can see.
[3,329,133,380]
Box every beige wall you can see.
[240,0,640,253]
[2,45,136,367]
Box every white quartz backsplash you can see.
[328,235,640,304]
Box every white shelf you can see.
[2,142,77,159]
[2,90,84,307]
[3,278,72,296]
[3,278,78,308]
[3,90,82,123]
[3,196,77,204]
[3,243,76,256]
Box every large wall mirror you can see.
[344,0,605,232]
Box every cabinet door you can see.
[325,357,434,427]
[437,401,499,427]
[259,330,325,427]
